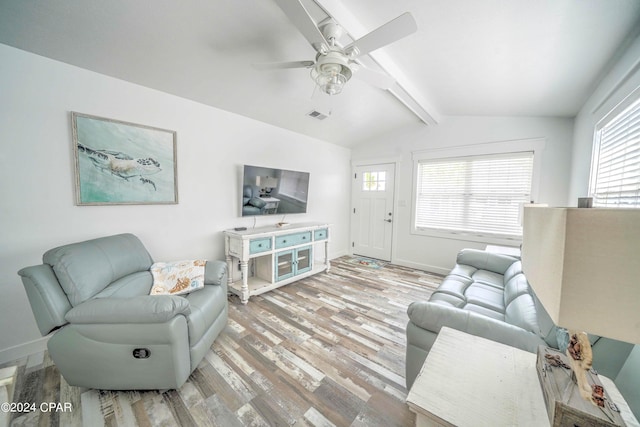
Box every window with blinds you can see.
[279,170,309,202]
[590,96,640,207]
[415,151,534,239]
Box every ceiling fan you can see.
[260,0,418,96]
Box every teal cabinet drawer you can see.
[275,231,311,249]
[314,228,328,241]
[249,238,271,254]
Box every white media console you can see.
[223,222,331,303]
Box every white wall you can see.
[0,44,351,363]
[351,116,574,274]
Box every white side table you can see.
[0,366,18,427]
[406,327,548,426]
[260,197,280,214]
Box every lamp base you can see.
[536,346,625,427]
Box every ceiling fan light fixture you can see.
[267,5,417,99]
[322,73,347,95]
[311,60,352,96]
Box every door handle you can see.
[384,219,392,223]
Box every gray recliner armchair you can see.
[18,233,228,390]
[242,185,267,215]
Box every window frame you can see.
[411,138,545,245]
[589,90,640,208]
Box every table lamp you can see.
[521,206,640,418]
[256,176,278,197]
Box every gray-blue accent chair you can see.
[18,233,228,390]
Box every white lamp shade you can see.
[256,176,278,188]
[262,177,278,188]
[522,206,640,344]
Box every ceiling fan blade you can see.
[254,60,315,70]
[352,66,396,90]
[273,0,328,52]
[346,12,417,57]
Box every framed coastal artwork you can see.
[71,112,178,205]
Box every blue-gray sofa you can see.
[406,248,639,420]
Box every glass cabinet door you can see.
[275,250,294,282]
[296,246,312,275]
[275,246,313,282]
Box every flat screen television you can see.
[241,165,310,216]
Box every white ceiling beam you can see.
[312,0,441,125]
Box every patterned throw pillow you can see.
[150,260,206,295]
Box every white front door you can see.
[351,163,395,261]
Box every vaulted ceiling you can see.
[1,0,639,147]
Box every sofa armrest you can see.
[456,248,518,275]
[204,260,228,286]
[65,295,191,324]
[18,264,72,335]
[408,301,545,353]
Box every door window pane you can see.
[362,171,387,191]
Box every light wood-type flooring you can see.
[3,256,442,426]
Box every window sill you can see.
[412,227,523,246]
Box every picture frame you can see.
[71,112,178,205]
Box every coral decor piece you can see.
[567,330,603,406]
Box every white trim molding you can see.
[0,336,49,365]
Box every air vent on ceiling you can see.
[307,110,329,120]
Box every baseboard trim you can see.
[0,336,48,365]
[329,250,349,259]
[391,258,450,276]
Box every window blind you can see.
[415,152,534,238]
[591,97,640,207]
[279,170,308,201]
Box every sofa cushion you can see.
[504,293,539,333]
[64,295,191,324]
[502,273,540,333]
[469,270,504,290]
[503,260,523,283]
[465,284,505,312]
[93,271,153,299]
[43,234,154,306]
[447,264,477,280]
[456,249,518,275]
[503,273,531,305]
[432,276,471,299]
